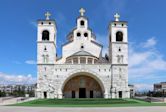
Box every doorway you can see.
[79,88,86,98]
[72,91,75,98]
[119,91,122,98]
[90,90,93,98]
[44,92,47,98]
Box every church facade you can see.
[36,8,130,99]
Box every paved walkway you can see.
[0,106,166,112]
[0,97,36,105]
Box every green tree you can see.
[0,91,6,97]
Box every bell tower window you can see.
[42,30,49,41]
[84,32,88,37]
[80,20,85,26]
[77,32,81,37]
[116,31,123,42]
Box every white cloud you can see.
[0,72,36,85]
[25,60,36,65]
[142,37,156,48]
[129,37,166,91]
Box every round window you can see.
[84,33,88,37]
[77,32,81,37]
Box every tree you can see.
[0,91,6,97]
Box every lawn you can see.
[12,98,166,107]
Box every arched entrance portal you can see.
[63,75,103,98]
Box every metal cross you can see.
[45,12,51,20]
[114,13,120,21]
[79,8,85,16]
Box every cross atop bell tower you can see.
[45,11,51,20]
[79,8,85,16]
[114,13,120,21]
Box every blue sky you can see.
[0,0,166,91]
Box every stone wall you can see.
[36,64,130,99]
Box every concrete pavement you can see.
[0,106,166,112]
[0,97,36,106]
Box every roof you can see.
[111,21,128,23]
[91,40,103,48]
[68,51,97,58]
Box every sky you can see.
[0,0,166,91]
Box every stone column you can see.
[71,59,74,64]
[78,57,80,64]
[58,90,63,99]
[104,91,108,99]
[110,88,116,98]
[92,58,94,64]
[86,57,88,64]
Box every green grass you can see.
[11,98,166,107]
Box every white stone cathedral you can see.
[36,8,130,99]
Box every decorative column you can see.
[58,90,63,99]
[78,57,80,64]
[104,90,109,99]
[92,58,94,64]
[71,59,74,64]
[86,57,88,64]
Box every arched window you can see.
[42,30,49,41]
[116,31,123,42]
[80,20,85,26]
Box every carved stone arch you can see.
[60,69,106,98]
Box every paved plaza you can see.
[0,106,166,112]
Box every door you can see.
[119,91,122,98]
[72,91,75,98]
[79,88,86,98]
[90,90,93,98]
[44,92,47,98]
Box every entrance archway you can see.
[62,74,104,98]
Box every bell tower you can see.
[109,13,128,64]
[37,12,57,64]
[109,13,130,98]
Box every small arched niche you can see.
[116,31,123,42]
[42,30,49,41]
[80,20,85,26]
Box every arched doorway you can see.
[63,75,103,98]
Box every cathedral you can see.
[36,8,130,99]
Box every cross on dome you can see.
[45,11,51,20]
[79,8,85,16]
[114,13,120,21]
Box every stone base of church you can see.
[36,64,130,99]
[36,90,130,99]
